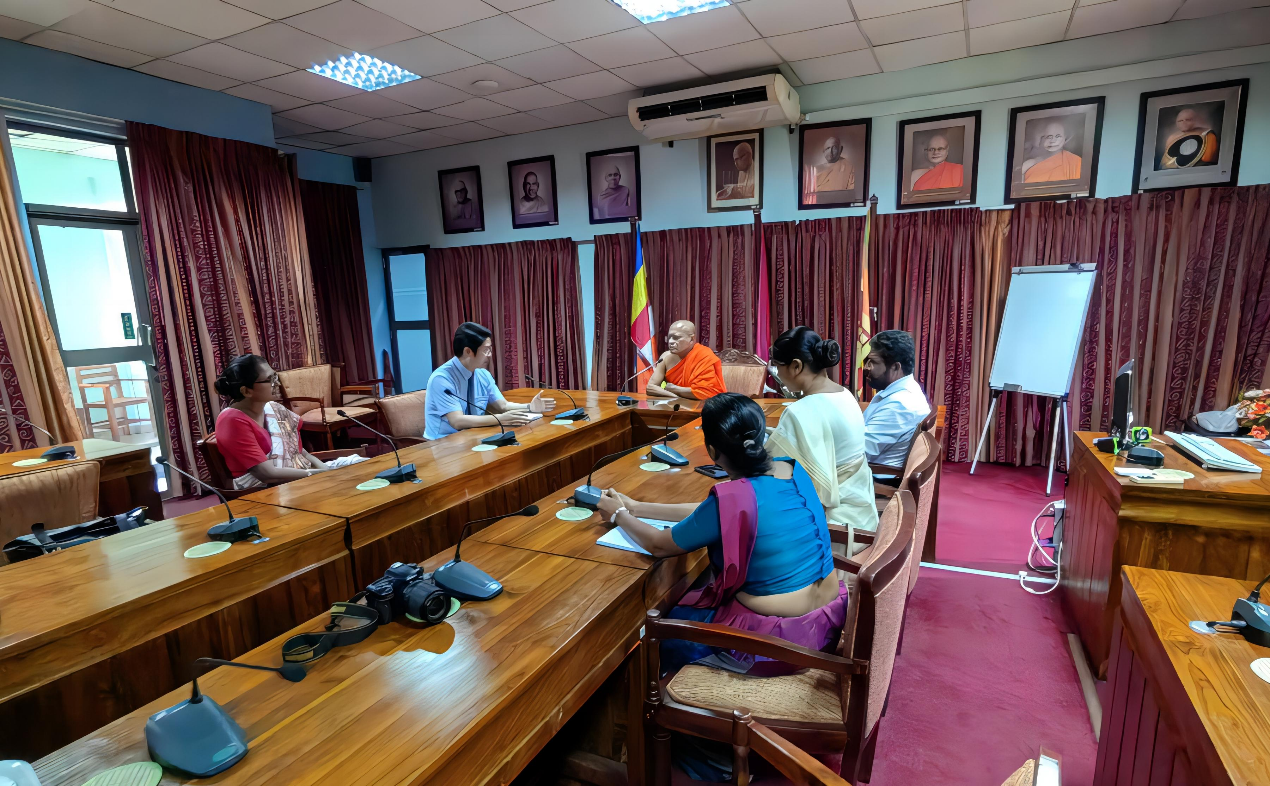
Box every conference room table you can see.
[0,437,162,516]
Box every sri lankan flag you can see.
[630,223,655,388]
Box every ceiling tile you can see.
[255,69,363,100]
[430,63,534,95]
[969,10,1068,53]
[433,14,557,60]
[285,0,421,50]
[1067,0,1176,37]
[851,0,960,19]
[51,4,207,58]
[527,100,606,125]
[645,5,759,55]
[497,44,600,81]
[297,130,372,144]
[873,29,966,70]
[510,0,641,42]
[487,0,548,9]
[367,36,483,77]
[0,0,88,27]
[277,136,336,149]
[486,84,574,110]
[221,22,350,69]
[24,30,152,67]
[432,122,505,141]
[683,39,781,75]
[222,82,312,110]
[584,89,639,116]
[967,0,1074,27]
[789,47,879,83]
[431,96,518,120]
[565,26,675,68]
[338,118,415,137]
[226,0,337,18]
[167,42,293,81]
[278,103,371,129]
[1173,0,1267,20]
[479,111,555,133]
[389,129,457,149]
[328,139,414,156]
[274,115,322,136]
[611,56,703,87]
[737,0,854,36]
[324,91,418,117]
[356,0,499,33]
[375,77,473,108]
[765,22,868,60]
[544,69,634,99]
[0,14,42,39]
[133,59,242,89]
[104,0,269,38]
[385,110,465,128]
[859,4,964,45]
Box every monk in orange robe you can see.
[911,134,963,190]
[1022,121,1082,182]
[1162,108,1219,168]
[646,320,726,401]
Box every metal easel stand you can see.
[969,389,1070,497]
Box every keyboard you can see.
[1164,431,1262,473]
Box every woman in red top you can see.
[214,354,334,487]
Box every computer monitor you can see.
[1111,359,1134,438]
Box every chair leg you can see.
[857,726,879,784]
[732,744,750,786]
[650,728,672,786]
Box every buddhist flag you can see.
[754,209,770,361]
[630,222,655,388]
[855,196,877,396]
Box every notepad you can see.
[597,518,676,555]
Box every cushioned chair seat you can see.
[665,664,844,724]
[299,405,374,425]
[378,390,428,439]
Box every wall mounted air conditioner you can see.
[627,73,801,143]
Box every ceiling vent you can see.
[627,73,801,142]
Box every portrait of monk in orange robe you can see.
[911,133,963,190]
[1161,107,1219,169]
[1022,120,1082,183]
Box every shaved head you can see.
[671,320,696,337]
[667,320,697,356]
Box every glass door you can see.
[383,247,431,393]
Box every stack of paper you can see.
[597,518,676,555]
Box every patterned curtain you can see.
[591,230,635,391]
[426,238,586,390]
[128,121,321,489]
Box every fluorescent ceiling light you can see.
[610,0,730,24]
[308,53,420,91]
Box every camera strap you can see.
[281,600,380,665]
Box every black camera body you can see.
[364,562,452,625]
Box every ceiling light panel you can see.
[609,0,731,24]
[309,52,420,91]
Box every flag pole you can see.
[754,206,769,362]
[855,194,877,397]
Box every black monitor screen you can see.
[1111,359,1134,438]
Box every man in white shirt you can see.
[862,330,931,468]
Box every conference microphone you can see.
[335,409,416,483]
[433,504,539,600]
[0,405,76,460]
[613,366,649,407]
[448,388,517,447]
[156,455,260,543]
[1205,569,1270,647]
[648,403,689,466]
[522,374,587,421]
[572,411,683,509]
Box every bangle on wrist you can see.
[609,506,628,525]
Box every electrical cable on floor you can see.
[1022,501,1062,596]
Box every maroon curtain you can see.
[425,239,586,390]
[592,230,635,391]
[299,179,376,383]
[764,217,864,386]
[128,121,321,488]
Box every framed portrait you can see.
[896,111,980,210]
[507,155,559,229]
[1132,79,1248,193]
[798,118,870,210]
[707,130,762,212]
[438,165,484,234]
[586,146,641,224]
[1005,97,1104,203]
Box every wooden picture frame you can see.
[1132,78,1248,193]
[507,155,559,229]
[707,130,762,212]
[438,165,484,234]
[896,110,980,210]
[1005,97,1104,204]
[798,118,870,210]
[586,146,641,224]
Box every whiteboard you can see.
[988,264,1096,398]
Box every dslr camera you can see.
[363,562,452,625]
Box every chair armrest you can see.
[344,378,388,389]
[286,395,325,407]
[312,447,368,461]
[394,436,427,447]
[868,461,899,476]
[832,554,863,574]
[874,483,898,498]
[340,384,377,394]
[646,614,868,675]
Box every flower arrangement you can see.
[1236,388,1270,440]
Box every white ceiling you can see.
[0,0,1265,158]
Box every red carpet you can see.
[935,461,1060,572]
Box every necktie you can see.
[466,373,475,416]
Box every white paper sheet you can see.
[596,518,676,555]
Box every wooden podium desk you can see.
[0,501,348,760]
[1095,568,1270,785]
[0,438,161,516]
[1063,433,1270,677]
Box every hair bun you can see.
[213,376,233,397]
[813,339,842,368]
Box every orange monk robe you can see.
[665,343,726,400]
[1023,150,1082,182]
[913,161,963,190]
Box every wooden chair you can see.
[870,406,936,489]
[74,365,154,440]
[276,363,380,450]
[376,390,428,448]
[0,462,101,559]
[644,491,916,785]
[719,349,767,398]
[196,432,367,497]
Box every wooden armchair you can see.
[644,491,916,786]
[196,432,367,496]
[871,407,936,489]
[719,349,768,398]
[276,363,381,450]
[376,390,429,448]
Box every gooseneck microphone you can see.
[157,455,260,543]
[1206,569,1270,647]
[572,423,683,509]
[613,366,649,407]
[523,374,587,420]
[433,504,539,600]
[448,388,517,447]
[193,657,307,688]
[0,405,76,460]
[649,404,689,466]
[335,409,416,483]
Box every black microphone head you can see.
[336,409,347,416]
[665,433,679,442]
[278,664,307,682]
[155,455,169,465]
[521,504,539,516]
[673,404,681,411]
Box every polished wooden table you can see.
[0,438,161,516]
[1095,567,1270,785]
[1062,432,1270,676]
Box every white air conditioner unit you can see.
[627,73,801,143]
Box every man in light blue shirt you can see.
[424,322,552,440]
[862,330,931,468]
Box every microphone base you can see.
[41,444,77,461]
[650,444,689,467]
[1232,597,1270,647]
[482,431,518,447]
[207,516,261,543]
[555,407,588,421]
[146,694,247,778]
[376,463,417,483]
[573,484,603,510]
[616,396,635,406]
[433,559,503,601]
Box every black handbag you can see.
[3,506,151,562]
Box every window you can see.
[383,247,431,393]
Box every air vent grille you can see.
[636,86,769,122]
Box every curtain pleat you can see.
[642,225,758,353]
[592,231,635,391]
